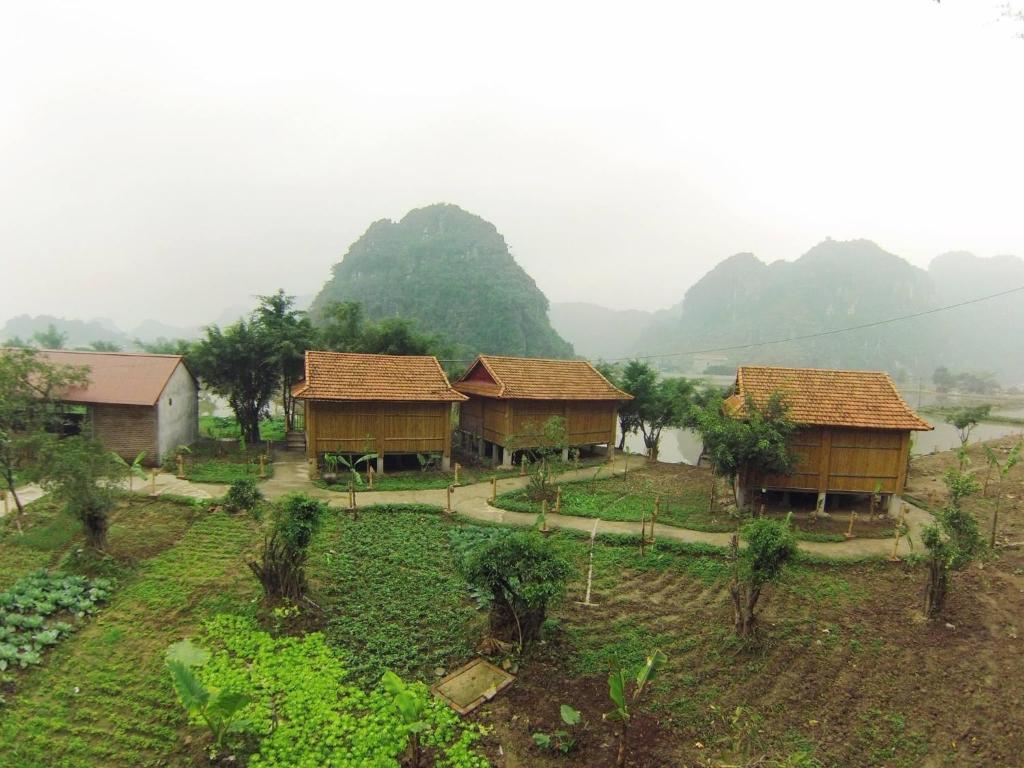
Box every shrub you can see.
[248,493,328,601]
[224,477,263,516]
[459,530,572,649]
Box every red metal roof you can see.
[31,349,190,407]
[729,365,932,431]
[292,351,467,402]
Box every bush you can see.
[224,477,263,516]
[248,493,328,601]
[730,516,797,637]
[459,530,572,649]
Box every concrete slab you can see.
[431,658,515,715]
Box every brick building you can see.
[37,350,199,465]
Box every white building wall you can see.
[156,362,199,464]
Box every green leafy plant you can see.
[730,515,797,636]
[983,442,1021,546]
[416,452,441,473]
[459,530,572,650]
[111,450,147,491]
[248,493,328,600]
[382,670,431,768]
[604,650,667,767]
[923,469,983,618]
[165,639,250,754]
[223,477,263,516]
[532,704,582,754]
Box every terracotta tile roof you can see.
[292,351,467,402]
[27,349,191,407]
[454,355,632,401]
[729,365,932,431]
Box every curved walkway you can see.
[253,452,930,560]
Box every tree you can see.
[134,337,195,356]
[87,340,122,352]
[922,468,982,618]
[614,361,697,460]
[317,301,367,352]
[34,437,127,550]
[190,320,279,444]
[596,362,639,450]
[693,391,795,510]
[31,324,67,349]
[729,515,797,637]
[604,650,667,768]
[459,530,572,649]
[945,405,992,451]
[253,290,316,431]
[248,493,328,600]
[983,442,1021,547]
[317,300,450,358]
[0,348,88,518]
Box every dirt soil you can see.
[471,437,1024,767]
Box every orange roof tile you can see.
[454,355,632,401]
[292,351,467,402]
[730,365,932,431]
[27,349,192,407]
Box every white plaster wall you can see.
[156,363,199,464]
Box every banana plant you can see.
[381,670,430,768]
[112,451,147,491]
[166,639,250,754]
[604,649,667,768]
[338,453,376,486]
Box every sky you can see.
[1,0,1022,329]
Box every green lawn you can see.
[198,415,287,443]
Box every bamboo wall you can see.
[750,426,911,495]
[305,400,452,461]
[459,397,617,449]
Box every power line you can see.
[604,283,1024,363]
[437,283,1024,366]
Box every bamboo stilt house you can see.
[725,365,932,513]
[453,355,632,467]
[292,351,466,472]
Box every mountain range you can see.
[549,239,1024,383]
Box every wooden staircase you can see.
[285,430,306,452]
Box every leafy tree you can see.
[248,493,328,600]
[252,290,316,431]
[604,650,667,767]
[31,323,67,349]
[134,337,195,356]
[922,468,983,618]
[694,391,795,510]
[596,362,640,450]
[317,301,367,352]
[0,348,88,518]
[34,437,127,550]
[190,320,279,444]
[614,361,698,459]
[945,405,992,451]
[459,530,572,649]
[2,336,30,348]
[87,340,122,352]
[729,516,797,637]
[317,300,450,358]
[983,442,1021,547]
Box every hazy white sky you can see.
[2,0,1022,328]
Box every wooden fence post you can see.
[520,455,526,477]
[845,510,857,539]
[367,465,375,490]
[259,454,266,478]
[539,499,549,533]
[176,454,184,479]
[454,462,460,485]
[150,469,157,495]
[1,489,7,517]
[446,484,454,514]
[555,485,561,514]
[490,476,497,503]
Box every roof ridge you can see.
[737,364,892,376]
[26,348,184,360]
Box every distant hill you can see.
[547,240,1022,385]
[548,302,653,361]
[1,315,201,350]
[310,204,574,359]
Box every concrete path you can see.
[0,484,47,517]
[250,451,931,560]
[5,448,918,560]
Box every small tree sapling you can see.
[729,515,797,637]
[604,649,667,768]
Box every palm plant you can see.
[112,451,147,491]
